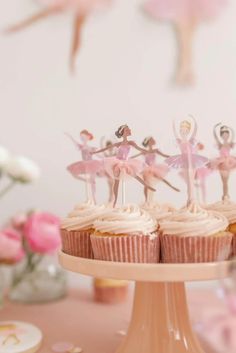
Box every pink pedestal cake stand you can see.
[59,251,230,353]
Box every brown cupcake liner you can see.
[94,281,129,304]
[91,233,160,263]
[161,232,233,263]
[232,234,236,257]
[61,228,94,259]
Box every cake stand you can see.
[59,251,230,353]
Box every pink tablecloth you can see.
[0,287,221,353]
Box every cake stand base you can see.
[117,282,205,353]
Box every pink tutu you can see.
[143,164,169,179]
[165,154,208,169]
[67,160,103,177]
[210,156,236,171]
[104,157,145,179]
[143,0,227,22]
[39,0,111,14]
[195,166,212,180]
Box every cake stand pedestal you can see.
[59,252,230,353]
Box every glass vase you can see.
[9,255,67,303]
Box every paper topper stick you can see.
[93,124,156,207]
[5,0,111,73]
[210,123,236,201]
[165,116,208,205]
[66,130,102,203]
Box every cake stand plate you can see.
[59,252,230,353]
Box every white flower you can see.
[5,156,41,183]
[0,146,10,170]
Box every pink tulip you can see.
[0,228,25,263]
[24,212,61,254]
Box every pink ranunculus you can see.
[0,228,25,263]
[11,212,28,230]
[24,212,61,254]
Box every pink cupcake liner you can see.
[61,228,94,259]
[91,233,160,263]
[161,233,233,263]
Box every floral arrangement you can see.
[1,211,61,284]
[0,211,64,301]
[0,145,40,198]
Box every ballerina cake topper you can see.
[96,136,117,203]
[66,129,103,203]
[93,124,156,207]
[165,116,208,205]
[179,141,211,204]
[132,136,180,205]
[210,123,236,201]
[5,0,112,73]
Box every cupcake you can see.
[207,200,236,256]
[61,201,107,258]
[160,202,232,263]
[91,204,159,263]
[142,202,175,222]
[93,278,129,304]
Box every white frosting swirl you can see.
[94,204,157,236]
[159,202,228,237]
[206,200,236,224]
[62,201,108,231]
[142,203,175,222]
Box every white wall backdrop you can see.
[1,0,236,222]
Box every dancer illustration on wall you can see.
[5,0,112,72]
[143,0,227,85]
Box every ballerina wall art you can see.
[93,124,156,207]
[210,123,236,201]
[143,0,227,85]
[5,0,112,72]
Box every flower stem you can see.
[11,253,43,288]
[0,180,17,199]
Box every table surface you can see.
[0,286,222,353]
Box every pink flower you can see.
[24,212,61,254]
[0,228,25,263]
[11,212,28,230]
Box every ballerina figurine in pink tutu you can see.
[66,129,103,203]
[96,137,117,203]
[143,0,227,85]
[165,117,208,204]
[179,141,211,204]
[133,136,180,204]
[93,125,156,206]
[210,123,236,201]
[5,0,111,72]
